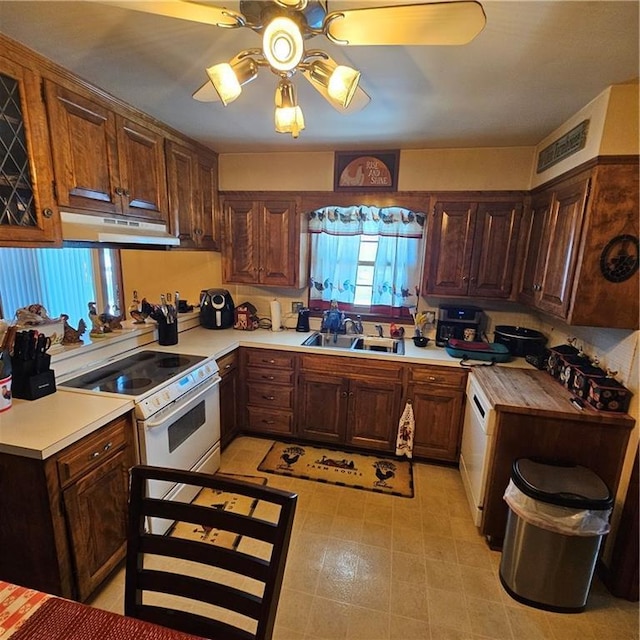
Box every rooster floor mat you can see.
[168,473,267,549]
[258,442,413,498]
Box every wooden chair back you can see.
[125,465,297,640]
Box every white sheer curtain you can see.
[372,235,422,307]
[309,231,361,304]
[308,205,425,309]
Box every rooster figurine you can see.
[128,290,147,324]
[61,314,86,344]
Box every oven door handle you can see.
[144,375,221,429]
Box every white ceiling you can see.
[0,1,638,154]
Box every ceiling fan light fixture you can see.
[274,79,305,138]
[308,59,361,108]
[263,16,304,72]
[206,57,258,106]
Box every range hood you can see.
[61,211,180,247]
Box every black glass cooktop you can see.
[61,350,206,396]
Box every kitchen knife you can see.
[26,330,37,360]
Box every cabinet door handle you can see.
[42,208,54,218]
[462,276,469,282]
[115,187,124,196]
[124,189,130,197]
[341,391,348,398]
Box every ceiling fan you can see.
[106,0,486,138]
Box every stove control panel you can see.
[136,361,219,420]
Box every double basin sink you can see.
[302,331,405,355]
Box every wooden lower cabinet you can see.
[217,350,239,448]
[297,354,404,453]
[0,413,134,601]
[406,366,467,462]
[242,348,296,437]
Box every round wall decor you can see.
[599,234,639,282]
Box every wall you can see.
[531,82,640,188]
[120,249,222,310]
[219,147,535,192]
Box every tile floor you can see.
[89,436,639,639]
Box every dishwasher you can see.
[459,373,497,527]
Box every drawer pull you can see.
[262,419,275,425]
[428,376,437,381]
[89,441,113,460]
[262,375,275,380]
[263,395,276,401]
[224,364,232,370]
[263,359,276,364]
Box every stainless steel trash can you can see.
[499,458,613,613]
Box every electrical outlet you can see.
[291,301,304,313]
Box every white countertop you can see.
[0,392,134,460]
[1,320,529,460]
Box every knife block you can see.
[11,359,56,400]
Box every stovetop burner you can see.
[156,355,191,369]
[61,350,207,397]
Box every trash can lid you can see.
[512,458,613,510]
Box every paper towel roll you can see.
[270,300,282,332]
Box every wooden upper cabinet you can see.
[521,162,639,329]
[0,55,59,246]
[536,176,589,318]
[166,141,219,250]
[518,191,552,306]
[196,150,220,251]
[425,200,476,296]
[222,195,305,286]
[166,140,196,246]
[44,80,168,223]
[116,117,167,221]
[424,198,523,298]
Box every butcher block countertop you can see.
[471,366,635,427]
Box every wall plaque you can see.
[536,120,589,173]
[334,150,399,191]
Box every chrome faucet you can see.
[343,316,364,334]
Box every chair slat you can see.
[125,465,297,640]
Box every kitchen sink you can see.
[352,336,405,355]
[301,332,359,349]
[301,332,404,355]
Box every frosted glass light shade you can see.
[328,65,361,108]
[206,63,241,106]
[206,57,258,106]
[308,60,360,108]
[275,105,305,138]
[263,17,304,72]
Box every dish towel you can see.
[396,401,415,459]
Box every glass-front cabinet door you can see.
[0,55,59,245]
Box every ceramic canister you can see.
[0,375,11,412]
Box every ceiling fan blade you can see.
[324,1,486,46]
[301,67,370,113]
[100,1,245,29]
[192,80,221,103]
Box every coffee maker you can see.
[435,304,484,347]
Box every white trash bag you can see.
[503,480,611,537]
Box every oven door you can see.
[137,375,221,500]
